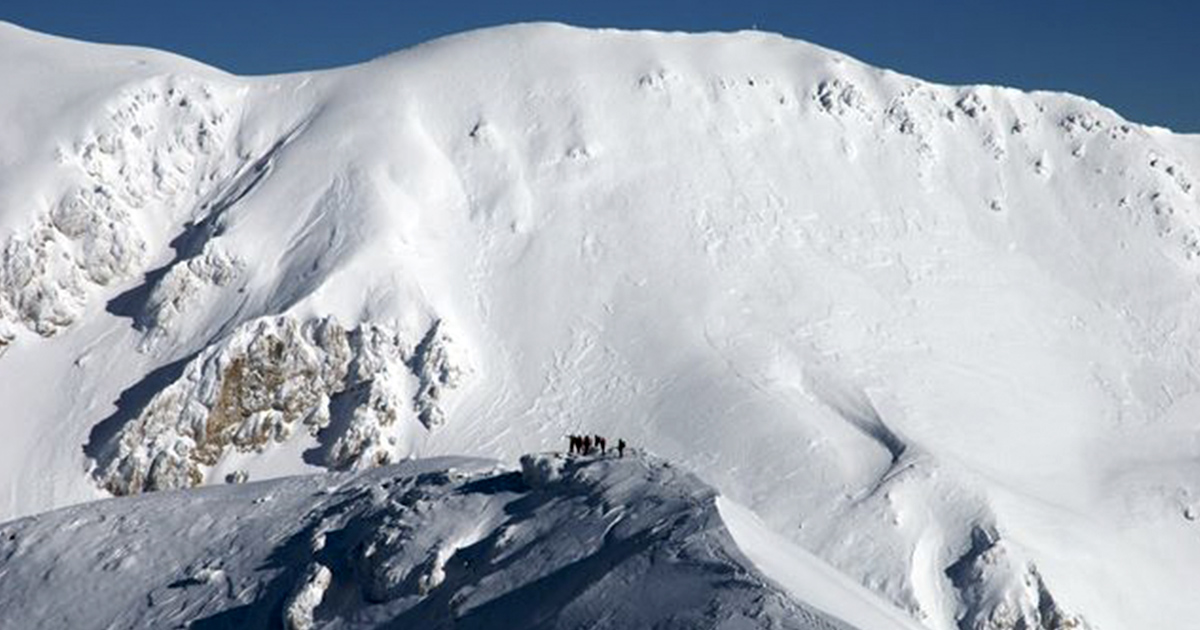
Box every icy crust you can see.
[0,74,240,337]
[0,454,861,630]
[94,314,469,495]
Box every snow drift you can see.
[0,19,1198,629]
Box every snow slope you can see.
[0,453,890,629]
[1,20,1199,629]
[719,497,929,630]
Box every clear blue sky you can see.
[3,1,1197,132]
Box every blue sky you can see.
[3,1,1197,132]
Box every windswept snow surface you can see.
[1,20,1199,629]
[0,453,877,629]
[718,497,928,630]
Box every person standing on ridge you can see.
[617,439,626,457]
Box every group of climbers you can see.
[567,434,626,457]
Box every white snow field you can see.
[0,19,1198,629]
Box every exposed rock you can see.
[325,372,411,471]
[224,470,249,484]
[635,67,679,92]
[407,320,466,429]
[946,526,1089,630]
[282,563,331,630]
[1060,111,1105,135]
[95,315,470,495]
[814,78,872,119]
[1149,151,1195,196]
[955,91,988,119]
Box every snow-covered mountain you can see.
[0,20,1198,629]
[0,453,921,630]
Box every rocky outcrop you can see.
[407,320,467,429]
[325,368,411,471]
[94,314,470,495]
[946,526,1089,630]
[282,563,332,630]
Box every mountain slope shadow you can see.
[804,368,907,463]
[301,382,363,469]
[106,122,305,329]
[82,351,197,466]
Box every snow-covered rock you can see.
[0,74,241,337]
[93,315,469,494]
[139,245,244,343]
[282,562,332,630]
[945,527,1087,630]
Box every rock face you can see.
[94,315,470,494]
[0,454,866,630]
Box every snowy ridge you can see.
[0,21,1198,630]
[0,453,886,629]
